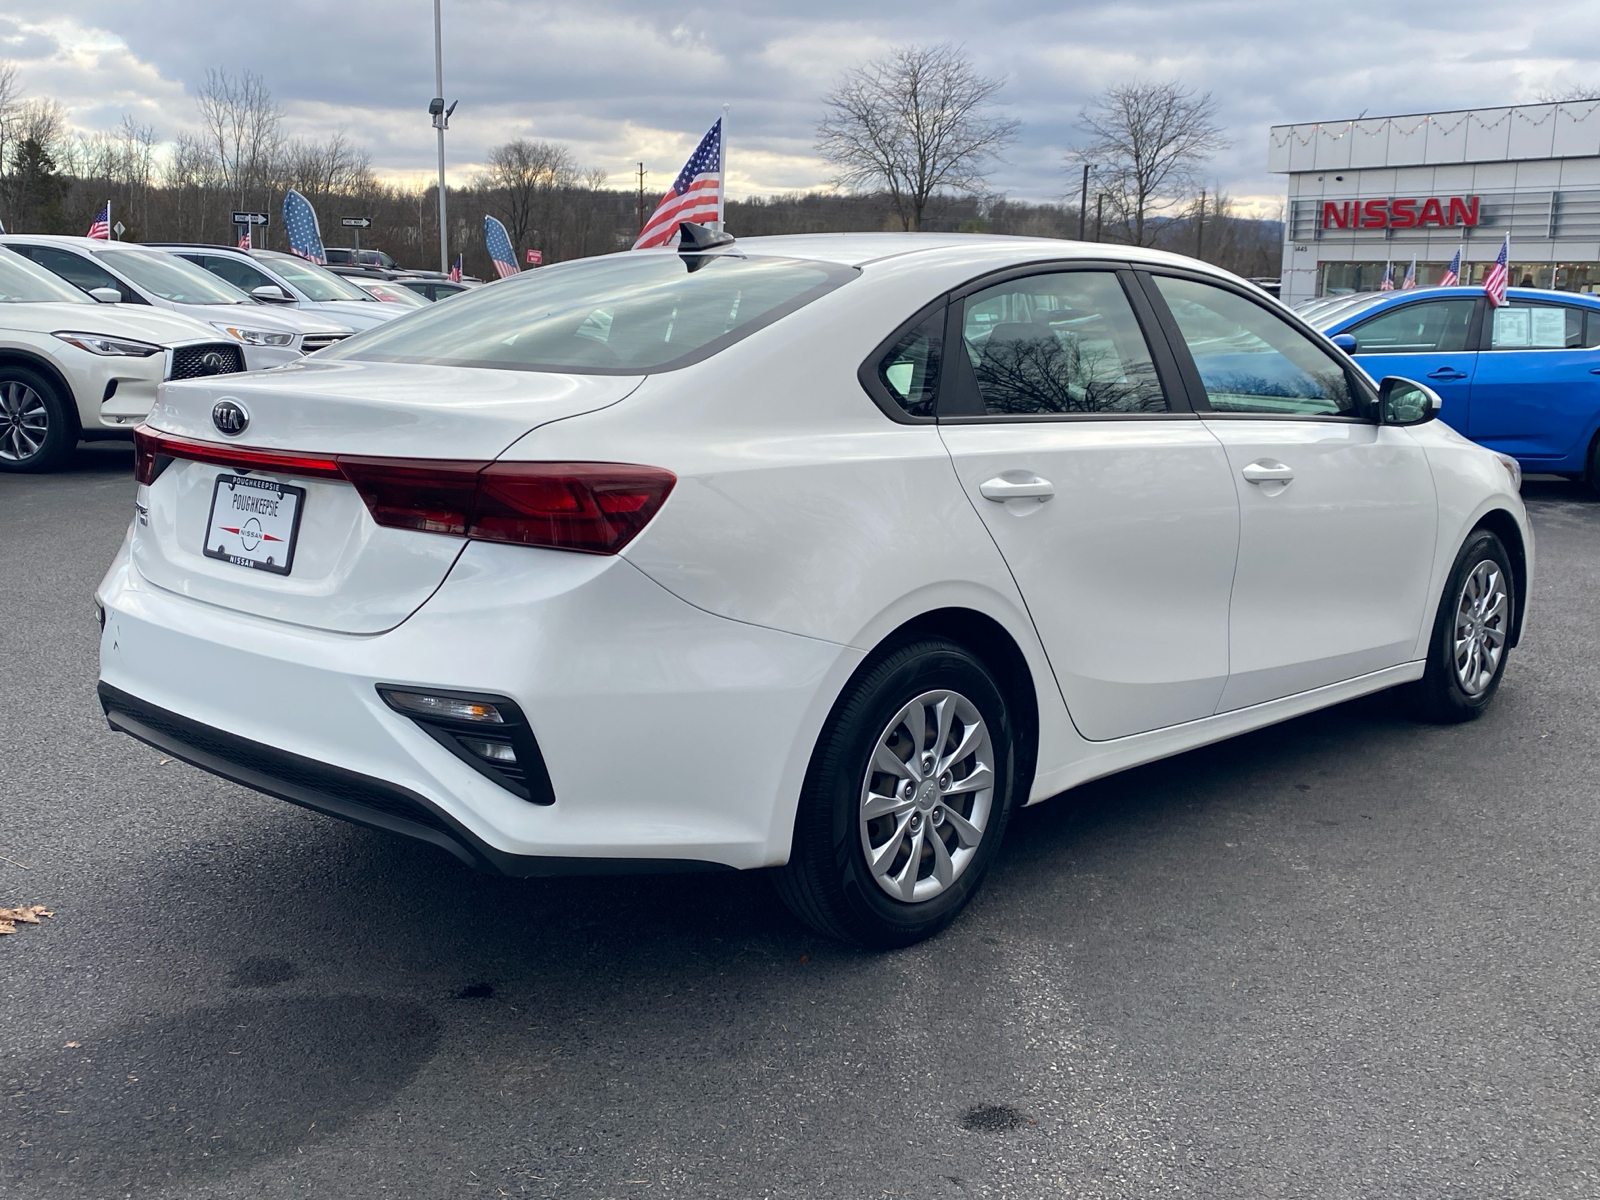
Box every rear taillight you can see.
[471,463,677,554]
[133,427,676,555]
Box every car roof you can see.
[1321,286,1600,329]
[730,232,1232,275]
[0,234,163,252]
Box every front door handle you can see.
[1589,367,1600,376]
[1241,460,1295,485]
[979,475,1055,501]
[1427,368,1469,381]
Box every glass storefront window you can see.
[1319,261,1600,296]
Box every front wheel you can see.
[0,367,76,473]
[1406,530,1515,723]
[775,638,1018,948]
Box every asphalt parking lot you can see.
[3,444,1598,1199]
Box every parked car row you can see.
[92,229,1532,948]
[0,237,451,471]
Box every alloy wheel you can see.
[859,689,995,903]
[0,380,49,463]
[1453,559,1508,696]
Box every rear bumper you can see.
[96,539,858,872]
[98,682,725,877]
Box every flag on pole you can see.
[633,118,723,250]
[1378,261,1395,291]
[283,189,327,263]
[484,216,519,278]
[1401,258,1417,290]
[1484,235,1510,307]
[448,254,462,283]
[1439,247,1462,287]
[239,230,252,251]
[87,201,111,240]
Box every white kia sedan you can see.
[96,232,1532,947]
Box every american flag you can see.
[1484,235,1510,307]
[484,216,519,278]
[87,201,110,240]
[1378,261,1394,291]
[283,189,327,264]
[1401,258,1417,290]
[448,253,462,283]
[633,118,723,250]
[239,230,252,251]
[1439,248,1462,288]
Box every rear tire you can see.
[775,638,1018,948]
[0,366,76,473]
[1587,436,1600,497]
[1405,530,1515,723]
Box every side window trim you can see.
[1136,268,1377,423]
[856,296,946,425]
[937,262,1193,423]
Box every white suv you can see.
[0,236,354,368]
[0,246,246,472]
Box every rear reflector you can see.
[133,426,675,555]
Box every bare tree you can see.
[194,68,283,215]
[817,43,1019,231]
[480,138,580,252]
[1535,84,1600,103]
[1074,81,1229,247]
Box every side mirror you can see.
[1378,376,1442,426]
[251,285,292,302]
[1330,333,1357,352]
[88,287,122,304]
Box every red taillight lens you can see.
[471,463,677,554]
[133,428,675,556]
[338,457,486,537]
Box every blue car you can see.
[1317,287,1600,484]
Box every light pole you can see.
[429,0,456,274]
[1077,163,1094,241]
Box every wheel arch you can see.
[0,349,83,440]
[1471,508,1528,648]
[868,606,1041,805]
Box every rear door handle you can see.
[979,475,1055,501]
[1241,460,1295,485]
[1427,368,1468,381]
[1589,367,1600,376]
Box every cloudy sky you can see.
[3,0,1599,214]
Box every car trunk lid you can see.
[131,360,642,633]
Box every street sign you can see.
[113,222,125,238]
[341,217,372,228]
[233,211,269,225]
[526,249,543,265]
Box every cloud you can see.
[0,0,1597,206]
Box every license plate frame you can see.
[202,473,306,576]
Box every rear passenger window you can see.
[1348,300,1475,354]
[960,271,1167,415]
[875,309,943,418]
[1486,304,1585,349]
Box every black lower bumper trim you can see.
[97,682,731,879]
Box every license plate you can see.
[203,474,305,575]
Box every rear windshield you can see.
[320,252,857,374]
[0,247,91,303]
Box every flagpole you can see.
[717,103,729,232]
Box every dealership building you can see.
[1269,99,1600,306]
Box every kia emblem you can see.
[212,400,249,436]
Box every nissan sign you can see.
[1322,196,1480,230]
